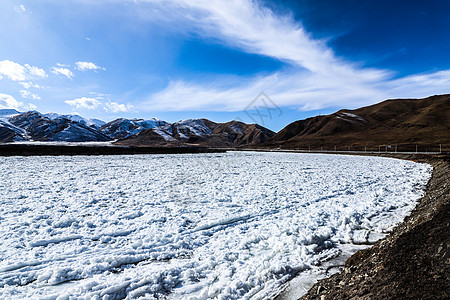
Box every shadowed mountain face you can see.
[5,111,111,142]
[115,119,275,147]
[0,119,29,142]
[100,118,168,139]
[0,110,274,145]
[266,94,450,152]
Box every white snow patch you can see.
[230,123,244,134]
[152,128,177,141]
[336,112,367,123]
[0,152,431,299]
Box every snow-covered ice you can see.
[0,152,431,299]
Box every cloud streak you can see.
[145,72,387,112]
[135,0,449,112]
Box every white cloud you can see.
[104,101,134,113]
[19,81,41,89]
[26,64,47,77]
[145,68,450,112]
[137,0,386,79]
[75,61,106,71]
[0,60,26,81]
[384,70,450,99]
[0,93,37,110]
[65,97,101,110]
[0,93,22,109]
[51,67,74,79]
[136,0,449,112]
[0,60,46,81]
[145,72,387,112]
[22,102,37,110]
[14,5,26,13]
[20,90,41,100]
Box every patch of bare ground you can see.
[301,154,450,300]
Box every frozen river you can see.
[0,152,431,299]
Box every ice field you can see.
[0,152,431,299]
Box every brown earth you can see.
[300,153,450,300]
[266,94,450,152]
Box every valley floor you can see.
[300,153,450,300]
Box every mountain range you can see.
[1,94,448,150]
[115,119,275,147]
[0,110,275,146]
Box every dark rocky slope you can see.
[100,118,168,139]
[8,111,111,142]
[115,119,275,147]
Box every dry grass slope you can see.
[267,94,450,152]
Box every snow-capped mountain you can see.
[0,109,275,146]
[44,113,106,129]
[155,119,215,140]
[0,109,29,142]
[100,118,168,139]
[116,119,275,147]
[0,111,111,142]
[0,118,30,142]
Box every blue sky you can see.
[0,0,449,131]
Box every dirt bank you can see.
[301,153,450,300]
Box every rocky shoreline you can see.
[301,153,450,300]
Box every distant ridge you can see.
[265,94,450,152]
[115,119,275,147]
[0,110,274,146]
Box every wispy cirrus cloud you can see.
[147,72,387,112]
[136,0,449,112]
[75,61,106,71]
[138,0,381,79]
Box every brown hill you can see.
[267,94,450,152]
